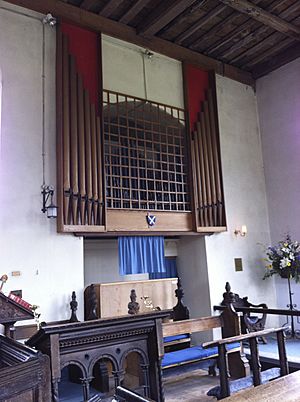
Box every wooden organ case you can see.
[56,23,226,235]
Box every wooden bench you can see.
[204,326,288,399]
[161,305,249,379]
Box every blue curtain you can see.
[118,236,166,275]
[149,257,178,279]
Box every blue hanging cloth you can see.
[149,257,178,279]
[118,236,166,276]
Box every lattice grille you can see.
[103,90,190,211]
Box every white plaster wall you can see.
[0,1,84,322]
[256,58,300,327]
[177,236,212,342]
[102,35,184,109]
[205,76,278,327]
[256,58,300,243]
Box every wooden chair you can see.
[221,282,268,343]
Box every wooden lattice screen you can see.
[103,90,190,212]
[191,88,226,230]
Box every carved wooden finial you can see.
[225,282,231,293]
[173,278,190,321]
[222,282,237,306]
[0,274,8,292]
[87,284,98,320]
[128,289,140,315]
[69,291,79,322]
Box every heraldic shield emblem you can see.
[146,213,156,227]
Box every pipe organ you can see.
[56,24,226,235]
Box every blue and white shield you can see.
[146,214,156,227]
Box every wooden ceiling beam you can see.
[229,6,300,64]
[189,9,236,50]
[175,4,227,45]
[243,37,295,68]
[3,0,254,86]
[100,0,123,18]
[119,0,151,24]
[252,42,300,78]
[137,0,198,37]
[80,0,99,10]
[218,0,300,41]
[205,0,287,55]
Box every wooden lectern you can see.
[0,291,34,338]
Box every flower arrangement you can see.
[263,235,300,282]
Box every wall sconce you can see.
[144,49,154,60]
[234,225,247,237]
[42,13,57,27]
[41,185,58,218]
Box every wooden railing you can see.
[113,386,155,402]
[203,327,288,399]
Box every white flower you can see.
[280,257,291,268]
[282,247,289,253]
[289,253,295,260]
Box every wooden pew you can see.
[162,306,250,378]
[0,334,51,402]
[204,327,288,399]
[223,369,300,401]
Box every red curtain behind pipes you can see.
[185,64,209,130]
[61,22,99,107]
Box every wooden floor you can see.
[164,369,219,402]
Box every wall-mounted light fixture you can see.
[42,13,57,27]
[41,185,58,218]
[144,49,154,60]
[234,225,247,237]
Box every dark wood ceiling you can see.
[6,0,300,84]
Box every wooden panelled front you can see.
[106,210,192,232]
[85,278,178,318]
[57,27,104,232]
